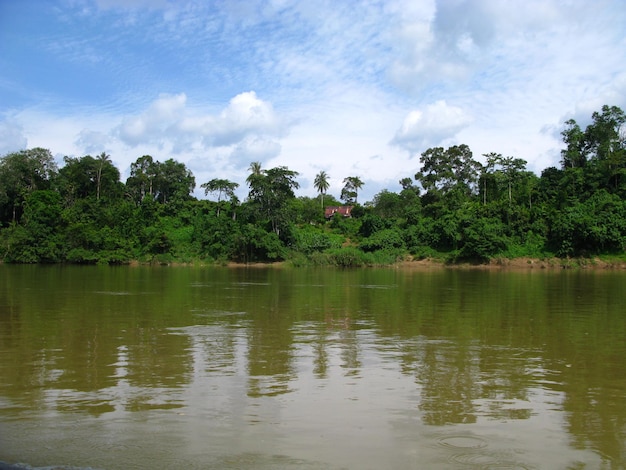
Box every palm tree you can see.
[95,152,111,201]
[314,170,330,208]
[246,161,262,185]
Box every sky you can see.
[1,0,625,202]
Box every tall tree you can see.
[0,148,58,224]
[247,166,299,237]
[486,154,528,204]
[126,156,194,205]
[201,178,239,216]
[584,105,626,191]
[341,176,364,204]
[153,158,195,205]
[584,105,626,162]
[126,155,158,204]
[561,119,586,169]
[246,161,262,183]
[415,144,480,198]
[480,152,500,205]
[314,171,330,208]
[95,152,111,201]
[58,154,121,204]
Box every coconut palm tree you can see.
[314,170,330,208]
[246,161,262,185]
[95,152,111,201]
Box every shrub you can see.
[293,226,343,254]
[360,228,405,252]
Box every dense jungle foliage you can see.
[1,105,625,266]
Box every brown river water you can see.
[0,265,624,469]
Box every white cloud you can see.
[75,129,112,155]
[116,93,187,147]
[4,0,626,203]
[114,91,284,154]
[392,100,473,154]
[230,136,282,165]
[0,120,28,155]
[212,92,283,147]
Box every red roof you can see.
[324,206,353,219]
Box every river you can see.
[0,265,624,469]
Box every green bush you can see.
[293,226,343,254]
[360,228,405,252]
[322,247,370,267]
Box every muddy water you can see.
[0,265,624,469]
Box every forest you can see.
[1,105,625,266]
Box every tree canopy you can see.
[1,105,625,265]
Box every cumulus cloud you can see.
[389,0,499,90]
[116,93,187,147]
[115,91,283,153]
[75,129,112,155]
[211,91,283,147]
[391,100,473,154]
[0,120,28,155]
[105,90,287,178]
[4,0,625,203]
[230,136,282,164]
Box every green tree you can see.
[201,178,239,216]
[416,144,480,198]
[479,152,500,205]
[2,190,63,262]
[561,119,586,169]
[58,155,96,203]
[341,176,364,204]
[371,189,403,219]
[233,223,287,262]
[245,161,263,195]
[487,154,528,204]
[584,105,626,162]
[246,165,300,237]
[153,158,195,205]
[314,171,330,208]
[560,106,626,195]
[584,105,626,192]
[126,156,195,207]
[456,203,507,261]
[548,190,626,256]
[95,152,110,200]
[126,155,158,204]
[58,154,122,205]
[397,177,421,223]
[0,148,58,225]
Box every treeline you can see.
[1,105,625,265]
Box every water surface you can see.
[0,265,624,469]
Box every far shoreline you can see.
[3,256,626,270]
[213,256,626,271]
[393,256,626,271]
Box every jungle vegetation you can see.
[1,105,625,266]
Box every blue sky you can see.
[1,0,625,202]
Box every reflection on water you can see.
[0,265,625,469]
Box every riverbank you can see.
[393,256,626,270]
[4,256,626,270]
[218,256,626,270]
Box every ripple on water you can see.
[451,453,531,469]
[483,466,531,470]
[437,435,488,449]
[451,453,499,465]
[441,437,533,470]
